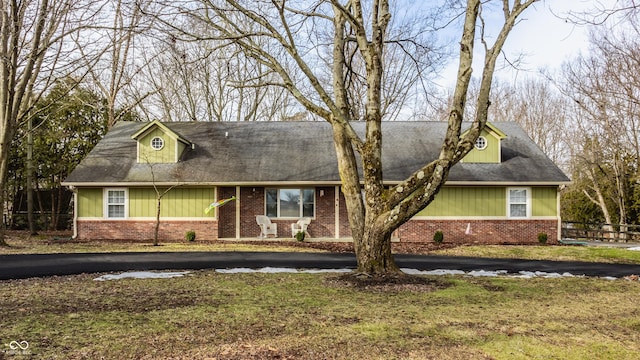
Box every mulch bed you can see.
[234,239,460,255]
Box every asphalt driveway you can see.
[2,252,640,280]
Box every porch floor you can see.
[217,237,400,243]
[218,237,354,243]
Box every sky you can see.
[437,0,622,88]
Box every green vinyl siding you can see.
[416,186,558,218]
[532,187,558,217]
[417,187,506,217]
[129,187,216,218]
[463,129,500,163]
[77,188,103,217]
[139,128,177,163]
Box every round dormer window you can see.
[151,137,164,150]
[474,136,487,150]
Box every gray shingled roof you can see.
[62,121,570,185]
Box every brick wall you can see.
[77,219,218,242]
[397,219,558,244]
[239,187,263,238]
[312,186,337,238]
[218,186,237,238]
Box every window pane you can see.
[108,204,125,218]
[151,137,164,150]
[279,189,300,217]
[302,189,314,217]
[510,204,526,217]
[266,189,278,217]
[108,190,125,204]
[107,190,126,218]
[302,204,314,217]
[509,189,526,203]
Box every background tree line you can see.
[1,0,639,240]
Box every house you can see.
[62,120,570,244]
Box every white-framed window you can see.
[475,136,488,150]
[265,188,314,218]
[105,188,128,219]
[507,187,530,218]
[150,136,164,150]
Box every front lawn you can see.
[1,271,639,359]
[433,244,640,264]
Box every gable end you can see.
[461,123,507,164]
[132,120,192,163]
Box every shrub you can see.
[185,231,196,242]
[295,231,305,242]
[433,230,444,244]
[538,232,548,244]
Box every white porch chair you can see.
[291,217,311,238]
[256,215,278,238]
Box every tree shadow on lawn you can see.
[327,272,454,293]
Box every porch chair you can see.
[291,217,312,238]
[256,215,278,238]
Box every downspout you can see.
[335,186,340,239]
[236,186,241,239]
[70,186,78,239]
[557,185,563,242]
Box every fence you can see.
[5,212,72,231]
[561,221,640,243]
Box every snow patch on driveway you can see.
[94,271,191,281]
[92,268,624,281]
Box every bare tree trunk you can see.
[154,196,161,246]
[53,184,63,230]
[35,182,47,230]
[27,116,37,235]
[0,143,13,246]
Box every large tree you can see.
[72,0,153,128]
[8,79,109,230]
[0,0,88,244]
[560,16,640,229]
[158,0,537,275]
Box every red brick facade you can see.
[77,219,217,242]
[75,186,559,244]
[397,219,558,244]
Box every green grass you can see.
[2,232,640,358]
[1,272,640,359]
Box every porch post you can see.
[236,186,241,239]
[335,185,340,239]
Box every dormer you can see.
[461,122,507,163]
[131,120,192,163]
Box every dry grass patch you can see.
[0,231,335,255]
[2,271,640,359]
[432,244,640,264]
